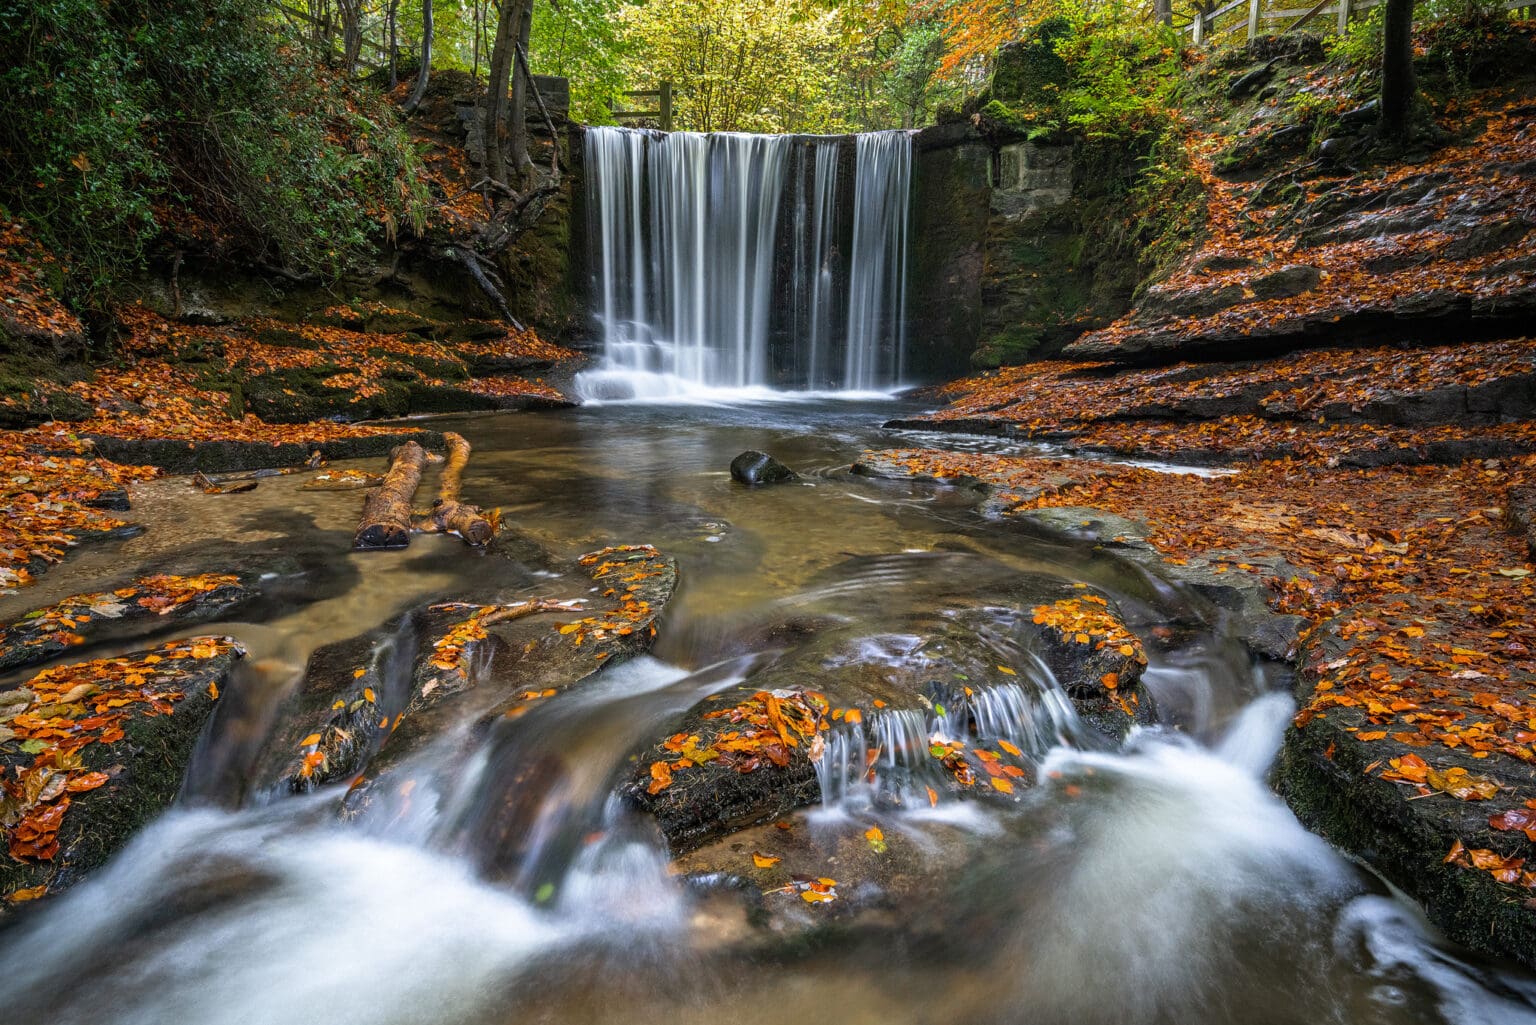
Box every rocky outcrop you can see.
[623,548,1155,855]
[244,545,677,804]
[1279,601,1536,968]
[0,638,245,903]
[907,123,1145,373]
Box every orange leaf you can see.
[752,852,781,868]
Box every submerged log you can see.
[419,431,495,546]
[354,441,430,550]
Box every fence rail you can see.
[610,83,674,130]
[1184,0,1533,43]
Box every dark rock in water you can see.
[244,545,677,804]
[0,572,261,676]
[0,638,245,903]
[730,450,798,486]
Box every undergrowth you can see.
[0,0,430,313]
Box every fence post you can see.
[1193,9,1205,42]
[1248,0,1261,37]
[660,81,673,132]
[1337,0,1353,33]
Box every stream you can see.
[2,398,1535,1025]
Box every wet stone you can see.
[730,450,799,486]
[0,638,245,904]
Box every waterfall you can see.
[577,126,913,399]
[844,131,912,392]
[792,140,841,391]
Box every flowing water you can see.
[1,400,1534,1025]
[579,128,911,399]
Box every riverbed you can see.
[1,399,1533,1025]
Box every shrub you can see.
[0,0,429,308]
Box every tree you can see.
[510,0,535,175]
[618,0,844,133]
[405,0,433,111]
[1380,0,1416,139]
[486,0,530,186]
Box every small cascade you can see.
[844,131,912,392]
[577,126,913,399]
[814,666,1084,814]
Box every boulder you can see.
[730,450,798,486]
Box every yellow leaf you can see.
[990,777,1015,794]
[363,688,377,703]
[801,890,835,903]
[299,733,322,747]
[996,665,1016,676]
[353,668,367,679]
[752,852,781,868]
[864,825,884,842]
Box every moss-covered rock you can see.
[0,639,245,904]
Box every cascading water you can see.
[791,140,842,391]
[843,131,912,392]
[576,127,912,400]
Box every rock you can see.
[83,431,445,475]
[1227,62,1276,101]
[1338,99,1380,127]
[1279,600,1536,968]
[622,551,1156,855]
[244,545,677,804]
[1317,135,1364,165]
[0,572,260,676]
[0,638,245,904]
[1249,264,1322,301]
[730,451,798,486]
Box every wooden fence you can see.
[1183,0,1533,43]
[610,84,674,131]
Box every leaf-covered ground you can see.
[1065,51,1536,361]
[905,337,1536,466]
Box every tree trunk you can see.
[509,0,535,178]
[338,0,362,75]
[405,0,434,112]
[388,0,399,88]
[1155,0,1173,25]
[419,432,495,546]
[354,442,429,550]
[1380,0,1416,140]
[486,0,528,187]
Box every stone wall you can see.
[907,125,1143,373]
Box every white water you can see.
[576,127,913,401]
[843,131,912,392]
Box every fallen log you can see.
[416,431,495,546]
[354,441,430,550]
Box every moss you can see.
[1279,715,1536,968]
[254,326,324,350]
[971,325,1044,368]
[990,18,1073,106]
